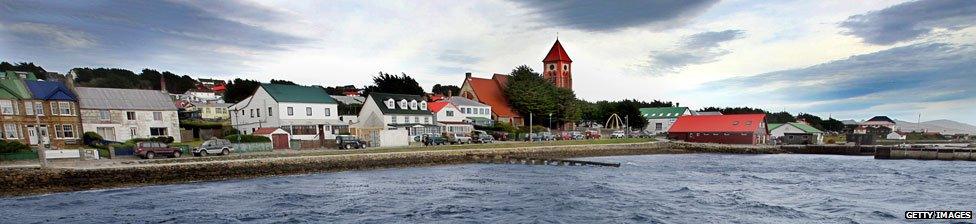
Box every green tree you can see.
[820,118,845,133]
[363,72,424,95]
[504,65,582,128]
[270,79,297,85]
[223,78,261,103]
[431,84,461,96]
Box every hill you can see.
[894,119,976,135]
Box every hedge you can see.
[223,134,271,143]
[0,140,31,154]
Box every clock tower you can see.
[542,39,573,89]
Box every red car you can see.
[136,142,182,159]
[584,130,602,139]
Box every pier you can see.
[481,156,621,167]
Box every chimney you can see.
[465,72,472,79]
[160,75,167,93]
[447,89,453,97]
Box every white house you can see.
[445,96,492,127]
[429,101,473,134]
[886,131,907,140]
[768,122,824,144]
[640,107,692,134]
[355,92,439,136]
[229,83,341,140]
[75,87,182,142]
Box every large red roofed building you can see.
[459,73,524,126]
[542,39,573,89]
[667,114,769,144]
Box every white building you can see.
[445,96,492,127]
[640,107,692,134]
[229,83,341,140]
[75,87,182,142]
[429,101,473,134]
[768,122,824,144]
[355,92,439,136]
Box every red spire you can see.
[543,40,572,63]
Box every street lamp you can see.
[548,113,552,132]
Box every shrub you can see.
[83,132,103,141]
[222,127,241,136]
[224,134,271,143]
[0,140,32,153]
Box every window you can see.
[288,125,317,135]
[409,100,418,110]
[4,124,19,139]
[424,117,429,123]
[59,102,73,115]
[50,101,58,115]
[0,100,14,115]
[563,64,569,70]
[446,111,454,117]
[325,108,331,116]
[745,121,753,125]
[268,107,272,117]
[33,102,43,115]
[250,109,254,118]
[399,99,408,109]
[153,111,162,121]
[549,64,555,70]
[98,110,110,121]
[655,123,663,131]
[392,116,397,123]
[130,127,137,137]
[414,116,419,123]
[256,108,261,117]
[385,99,395,109]
[55,124,75,139]
[287,107,294,116]
[420,101,427,110]
[306,107,312,116]
[150,127,168,136]
[126,111,136,120]
[24,102,33,115]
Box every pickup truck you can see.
[471,130,494,143]
[445,133,472,144]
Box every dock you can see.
[480,156,620,167]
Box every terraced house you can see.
[0,74,82,148]
[75,87,181,142]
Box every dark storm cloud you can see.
[646,29,744,74]
[510,0,720,32]
[702,43,976,112]
[0,0,307,72]
[840,0,976,45]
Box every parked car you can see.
[584,130,602,139]
[471,130,494,143]
[445,133,472,144]
[629,130,653,138]
[492,131,509,141]
[136,141,182,159]
[569,131,585,140]
[610,130,627,139]
[422,134,448,146]
[193,139,234,156]
[540,132,556,141]
[524,133,544,142]
[336,135,367,149]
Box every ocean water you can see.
[2,154,975,223]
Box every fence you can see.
[232,142,273,153]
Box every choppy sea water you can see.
[2,154,975,223]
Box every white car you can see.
[610,130,627,139]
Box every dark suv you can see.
[336,135,367,149]
[136,141,182,159]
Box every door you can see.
[271,134,289,149]
[27,125,49,145]
[27,126,38,145]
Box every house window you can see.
[385,99,395,109]
[446,111,454,117]
[268,107,272,117]
[130,127,137,137]
[288,125,317,135]
[33,102,43,115]
[287,107,294,116]
[409,100,418,110]
[420,101,427,110]
[0,100,14,115]
[50,102,58,115]
[153,111,162,121]
[414,116,419,123]
[392,116,397,123]
[424,117,429,123]
[306,107,312,116]
[24,102,33,115]
[126,111,136,120]
[4,124,20,139]
[399,99,408,109]
[55,124,75,139]
[150,127,168,136]
[250,109,254,118]
[98,110,111,121]
[205,108,211,114]
[257,108,261,117]
[59,102,73,115]
[655,123,663,131]
[325,108,331,116]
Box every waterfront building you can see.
[444,96,493,127]
[667,114,769,144]
[459,73,523,126]
[76,87,181,142]
[768,122,823,144]
[428,101,473,134]
[228,83,341,142]
[355,92,438,136]
[640,107,692,135]
[0,76,84,148]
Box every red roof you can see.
[212,84,226,92]
[252,128,280,135]
[428,101,451,113]
[467,74,519,117]
[668,114,767,133]
[543,40,572,63]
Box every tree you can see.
[767,111,797,124]
[504,65,582,127]
[322,85,359,95]
[795,113,824,129]
[431,84,461,96]
[0,61,48,80]
[820,118,845,133]
[362,72,424,95]
[223,79,261,103]
[270,79,297,85]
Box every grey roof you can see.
[331,95,365,105]
[76,87,177,111]
[693,111,723,115]
[197,102,232,107]
[445,96,489,107]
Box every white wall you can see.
[435,105,464,123]
[229,86,279,134]
[378,129,409,147]
[647,118,678,134]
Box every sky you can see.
[1,0,974,124]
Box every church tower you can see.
[542,39,573,89]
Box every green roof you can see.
[368,92,433,115]
[768,123,786,131]
[770,122,822,133]
[0,79,32,100]
[1,71,38,81]
[639,107,689,119]
[261,83,336,104]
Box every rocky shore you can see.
[0,141,784,197]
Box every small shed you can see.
[253,128,290,149]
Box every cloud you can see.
[840,0,976,45]
[1,22,96,48]
[700,42,976,116]
[644,29,745,75]
[510,0,719,32]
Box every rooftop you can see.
[76,87,176,111]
